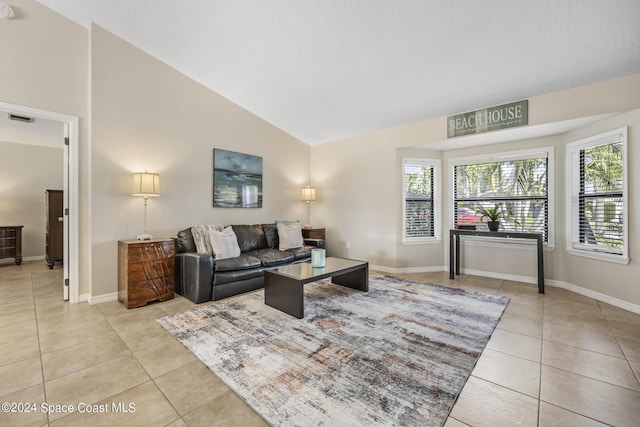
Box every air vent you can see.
[8,113,33,123]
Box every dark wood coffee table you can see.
[264,257,368,318]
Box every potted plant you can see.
[474,204,507,232]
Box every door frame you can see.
[0,101,80,303]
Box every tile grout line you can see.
[101,304,187,425]
[595,299,640,388]
[537,290,546,426]
[31,265,52,426]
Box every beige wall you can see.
[0,0,90,293]
[0,141,63,259]
[90,25,310,298]
[313,75,640,307]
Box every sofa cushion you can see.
[213,267,264,285]
[231,224,268,252]
[247,248,295,267]
[276,220,304,250]
[214,253,262,272]
[176,228,196,253]
[209,226,241,260]
[286,245,314,260]
[262,224,279,249]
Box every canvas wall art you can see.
[213,149,263,208]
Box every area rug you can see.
[157,274,509,426]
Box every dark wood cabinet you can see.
[0,226,23,265]
[118,239,175,309]
[302,227,325,240]
[45,189,64,269]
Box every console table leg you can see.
[449,232,454,279]
[455,234,460,276]
[537,237,545,294]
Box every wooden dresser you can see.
[118,238,175,309]
[0,226,23,265]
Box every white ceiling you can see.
[34,0,640,145]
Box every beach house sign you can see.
[448,100,528,138]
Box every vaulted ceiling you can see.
[35,0,640,145]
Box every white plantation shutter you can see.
[568,128,627,259]
[403,158,440,242]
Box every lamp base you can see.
[137,233,153,241]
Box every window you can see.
[567,128,628,263]
[452,148,552,243]
[402,158,440,243]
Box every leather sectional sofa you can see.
[174,224,322,303]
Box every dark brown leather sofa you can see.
[174,224,322,303]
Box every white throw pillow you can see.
[208,226,241,260]
[276,220,304,250]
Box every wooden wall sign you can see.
[448,100,528,138]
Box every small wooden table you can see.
[265,257,368,318]
[0,226,23,265]
[449,229,545,294]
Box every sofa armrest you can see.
[175,252,214,303]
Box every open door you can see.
[0,101,79,303]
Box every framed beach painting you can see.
[213,149,263,208]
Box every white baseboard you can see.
[370,264,445,274]
[80,266,640,314]
[371,264,640,315]
[545,279,640,315]
[87,292,118,305]
[459,267,538,286]
[460,267,640,315]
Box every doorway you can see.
[0,101,79,303]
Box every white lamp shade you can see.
[301,186,316,202]
[132,172,160,197]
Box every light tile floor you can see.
[1,262,639,426]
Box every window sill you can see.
[402,238,441,246]
[567,248,629,265]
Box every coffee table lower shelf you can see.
[264,257,368,318]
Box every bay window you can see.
[452,148,552,243]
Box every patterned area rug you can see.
[157,274,509,426]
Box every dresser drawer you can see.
[0,229,16,238]
[126,242,175,264]
[0,247,15,257]
[126,259,175,282]
[0,237,15,246]
[126,277,175,309]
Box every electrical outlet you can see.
[345,241,350,249]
